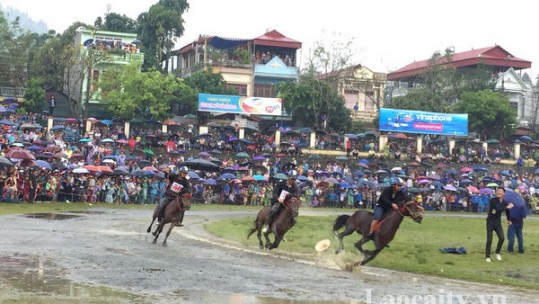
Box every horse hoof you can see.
[146,228,151,233]
[152,240,156,244]
[152,232,157,236]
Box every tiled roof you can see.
[388,45,531,80]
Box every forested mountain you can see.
[0,4,48,33]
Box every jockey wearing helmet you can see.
[367,177,406,241]
[156,165,191,226]
[266,170,299,230]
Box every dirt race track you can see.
[0,209,536,304]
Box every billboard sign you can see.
[379,108,468,136]
[198,93,282,116]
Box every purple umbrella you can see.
[443,184,457,191]
[504,188,528,220]
[417,179,431,185]
[479,188,493,195]
[199,151,210,157]
[252,155,266,161]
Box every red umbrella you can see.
[6,148,36,160]
[461,167,473,173]
[83,165,100,172]
[98,166,113,173]
[143,166,159,172]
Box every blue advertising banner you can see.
[379,108,468,136]
[198,93,282,116]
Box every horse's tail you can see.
[247,217,258,239]
[333,214,350,235]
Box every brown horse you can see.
[146,195,191,246]
[247,196,300,250]
[333,201,423,265]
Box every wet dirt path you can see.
[0,209,536,304]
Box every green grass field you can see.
[207,211,539,289]
[2,202,538,289]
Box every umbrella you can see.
[113,167,130,175]
[79,138,91,143]
[0,119,13,126]
[35,160,52,170]
[479,188,493,195]
[101,138,115,143]
[187,171,201,179]
[338,181,350,188]
[253,175,266,181]
[391,167,402,172]
[72,168,90,174]
[98,166,113,173]
[100,119,113,125]
[460,179,473,186]
[417,179,431,185]
[6,148,35,160]
[375,169,388,175]
[486,182,499,188]
[143,166,159,172]
[520,135,532,142]
[0,156,14,167]
[443,184,457,191]
[467,186,479,194]
[83,165,100,172]
[272,173,288,180]
[316,181,329,189]
[50,125,65,131]
[504,189,528,220]
[486,139,499,144]
[460,167,473,173]
[201,178,216,186]
[241,176,255,181]
[27,145,43,152]
[180,158,221,172]
[208,150,222,155]
[472,165,489,172]
[142,149,154,156]
[407,161,421,167]
[336,156,348,161]
[252,155,266,161]
[235,152,250,158]
[325,177,339,185]
[131,169,150,177]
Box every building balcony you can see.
[85,49,144,65]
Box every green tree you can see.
[102,13,138,33]
[276,74,351,132]
[22,77,45,113]
[452,90,516,139]
[102,63,189,120]
[137,0,189,73]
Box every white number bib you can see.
[170,182,184,193]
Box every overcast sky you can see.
[2,0,538,78]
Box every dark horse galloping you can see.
[146,194,191,246]
[333,201,423,265]
[247,196,300,250]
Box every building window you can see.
[227,84,247,96]
[254,84,274,97]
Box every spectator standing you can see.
[485,188,514,262]
[48,96,56,116]
[506,206,525,254]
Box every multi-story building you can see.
[64,28,144,117]
[386,45,532,126]
[318,64,387,123]
[171,29,301,104]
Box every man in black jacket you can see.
[265,170,299,231]
[366,178,406,241]
[156,166,191,225]
[485,187,513,262]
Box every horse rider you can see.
[156,165,191,226]
[367,178,406,241]
[265,169,299,231]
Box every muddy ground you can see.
[0,209,536,304]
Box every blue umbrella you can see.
[204,178,217,186]
[50,125,65,131]
[187,171,200,179]
[35,160,51,170]
[504,188,528,220]
[0,119,13,126]
[253,175,266,181]
[79,138,91,143]
[220,173,236,179]
[519,135,532,142]
[101,119,113,125]
[297,175,308,181]
[338,181,351,188]
[358,159,370,164]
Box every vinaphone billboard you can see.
[198,93,282,116]
[379,108,468,136]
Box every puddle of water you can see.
[0,254,152,303]
[67,210,106,215]
[23,213,82,220]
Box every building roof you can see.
[253,30,301,49]
[175,30,302,55]
[388,45,531,80]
